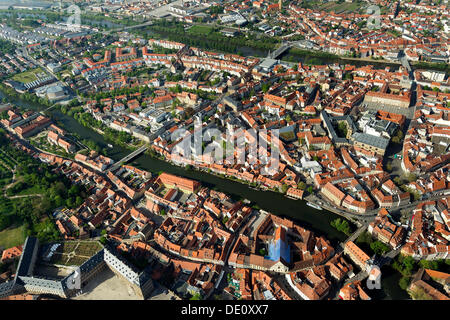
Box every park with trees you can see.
[0,129,87,248]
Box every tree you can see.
[343,73,353,81]
[409,287,433,300]
[400,209,411,224]
[0,214,11,231]
[53,195,64,207]
[330,218,352,236]
[356,231,373,245]
[190,293,202,300]
[370,241,390,255]
[402,256,416,275]
[398,276,410,290]
[393,255,416,276]
[66,198,74,208]
[68,185,80,197]
[297,181,306,190]
[337,121,348,138]
[392,129,404,144]
[386,161,393,172]
[99,236,107,245]
[406,173,417,183]
[418,260,439,270]
[393,176,402,186]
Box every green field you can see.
[0,225,26,249]
[12,67,45,84]
[187,25,214,35]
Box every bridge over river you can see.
[107,145,148,172]
[268,43,292,59]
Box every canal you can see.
[0,89,408,299]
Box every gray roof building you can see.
[352,132,389,150]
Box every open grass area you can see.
[187,25,214,35]
[0,224,26,249]
[12,67,45,84]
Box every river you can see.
[0,88,407,299]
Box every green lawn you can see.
[187,25,214,35]
[0,225,26,249]
[12,67,45,84]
